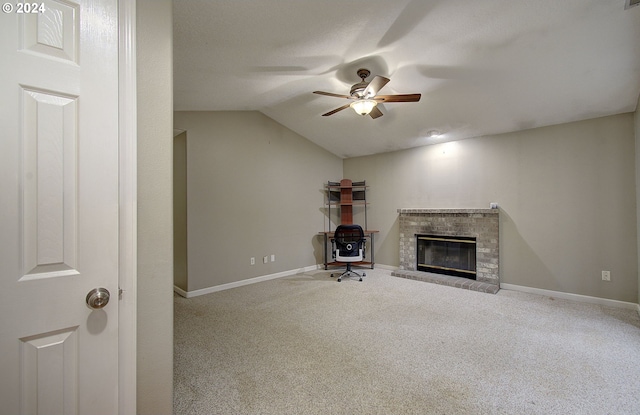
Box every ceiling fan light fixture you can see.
[350,99,377,116]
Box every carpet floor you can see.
[174,268,640,414]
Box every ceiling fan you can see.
[313,68,421,119]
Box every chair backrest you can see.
[334,224,365,261]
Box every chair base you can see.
[331,263,365,282]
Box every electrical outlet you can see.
[271,254,275,262]
[250,257,255,265]
[602,270,611,281]
[263,256,268,264]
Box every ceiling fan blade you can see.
[363,75,390,98]
[369,106,383,119]
[322,103,352,116]
[313,91,353,99]
[374,93,421,103]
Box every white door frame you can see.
[118,1,137,413]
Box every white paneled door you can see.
[0,1,120,414]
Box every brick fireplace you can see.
[392,209,500,293]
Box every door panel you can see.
[20,327,79,415]
[21,88,79,280]
[0,1,119,414]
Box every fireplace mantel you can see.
[397,208,497,214]
[394,208,500,292]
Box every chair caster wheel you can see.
[359,278,363,282]
[337,278,342,282]
[363,272,366,276]
[330,274,334,278]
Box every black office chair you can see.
[331,224,366,282]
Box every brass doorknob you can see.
[86,288,110,310]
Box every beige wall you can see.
[636,92,640,307]
[345,114,638,303]
[137,0,174,413]
[174,131,188,291]
[173,111,342,292]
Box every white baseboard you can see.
[174,265,319,298]
[374,263,399,271]
[173,285,188,298]
[500,283,639,311]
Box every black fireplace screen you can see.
[416,234,477,279]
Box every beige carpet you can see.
[174,268,640,414]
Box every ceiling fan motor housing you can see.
[350,82,368,98]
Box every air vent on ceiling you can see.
[625,0,640,9]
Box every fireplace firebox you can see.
[417,234,477,279]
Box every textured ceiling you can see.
[174,0,640,158]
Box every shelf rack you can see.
[321,178,377,270]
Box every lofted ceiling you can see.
[173,0,640,158]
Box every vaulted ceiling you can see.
[173,0,640,158]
